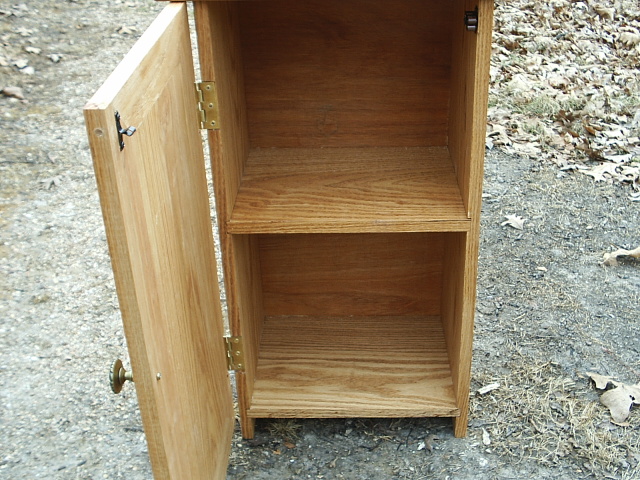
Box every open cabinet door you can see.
[83,4,233,479]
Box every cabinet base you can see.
[247,315,460,419]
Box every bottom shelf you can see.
[248,316,459,418]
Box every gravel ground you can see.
[1,1,639,479]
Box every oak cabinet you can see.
[84,1,493,477]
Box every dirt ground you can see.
[1,1,639,479]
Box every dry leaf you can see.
[118,25,137,35]
[482,429,491,446]
[587,372,618,390]
[501,214,525,230]
[477,382,500,395]
[600,385,640,423]
[284,441,296,449]
[39,176,62,189]
[594,4,615,20]
[584,162,620,182]
[588,373,640,424]
[424,434,437,453]
[602,246,640,266]
[1,86,25,100]
[619,31,640,47]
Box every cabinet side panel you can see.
[230,235,264,438]
[260,233,443,317]
[446,0,492,437]
[441,233,467,433]
[441,229,480,437]
[194,1,249,223]
[448,0,493,217]
[194,3,259,438]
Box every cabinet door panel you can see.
[84,4,232,478]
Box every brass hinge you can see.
[224,336,245,371]
[195,81,220,130]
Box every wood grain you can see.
[194,2,259,439]
[249,316,459,418]
[449,0,493,219]
[84,4,233,477]
[259,233,443,317]
[445,0,493,438]
[229,147,470,234]
[237,0,452,148]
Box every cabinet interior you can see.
[195,0,482,427]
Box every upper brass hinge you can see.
[195,81,220,130]
[224,336,245,371]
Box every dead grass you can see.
[472,358,640,479]
[266,419,302,442]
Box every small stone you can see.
[14,58,29,69]
[1,86,25,100]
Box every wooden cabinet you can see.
[84,1,493,477]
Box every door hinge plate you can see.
[224,336,245,371]
[195,81,220,130]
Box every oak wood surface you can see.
[259,233,443,317]
[229,147,470,234]
[449,0,493,219]
[194,2,259,438]
[84,3,233,477]
[249,316,459,418]
[446,0,494,438]
[237,0,452,148]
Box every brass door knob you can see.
[110,359,134,394]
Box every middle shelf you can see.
[227,146,470,234]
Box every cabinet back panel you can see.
[238,0,452,148]
[259,233,443,316]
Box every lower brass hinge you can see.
[224,336,245,371]
[195,81,220,130]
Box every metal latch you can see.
[464,7,479,33]
[224,336,245,371]
[195,81,220,130]
[115,111,136,151]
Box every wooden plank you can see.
[194,1,248,225]
[228,147,470,234]
[238,0,452,148]
[259,233,443,317]
[448,0,493,218]
[84,4,233,477]
[249,316,459,418]
[194,2,259,439]
[445,0,493,438]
